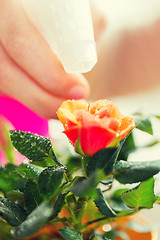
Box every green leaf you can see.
[155,196,160,203]
[0,164,26,192]
[121,178,156,210]
[117,133,136,161]
[103,230,116,240]
[6,191,24,205]
[114,160,160,184]
[111,201,132,214]
[11,201,52,239]
[0,119,15,164]
[144,139,160,148]
[87,138,127,178]
[71,171,105,199]
[66,156,82,173]
[154,115,160,120]
[135,117,153,135]
[87,147,121,178]
[24,180,43,214]
[10,130,62,165]
[59,227,83,240]
[111,189,130,200]
[0,197,27,226]
[0,221,17,240]
[16,163,43,180]
[38,166,65,200]
[94,188,116,217]
[91,235,110,240]
[71,177,96,199]
[51,192,66,219]
[86,148,117,176]
[101,177,113,185]
[110,188,132,213]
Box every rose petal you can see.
[118,116,135,139]
[89,100,122,122]
[57,100,88,129]
[76,111,119,132]
[80,125,116,156]
[102,117,120,131]
[57,99,134,156]
[64,126,79,146]
[58,108,79,130]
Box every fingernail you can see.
[68,86,86,99]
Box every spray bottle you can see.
[21,0,97,73]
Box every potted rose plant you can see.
[0,99,159,240]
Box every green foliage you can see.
[16,163,43,180]
[71,171,105,199]
[0,164,26,193]
[0,221,19,240]
[0,197,27,226]
[71,176,97,199]
[6,191,24,205]
[86,148,117,177]
[86,138,126,178]
[134,115,153,135]
[103,230,116,240]
[0,116,158,240]
[59,227,83,240]
[10,130,62,165]
[94,188,116,217]
[51,192,67,219]
[117,133,136,161]
[101,177,113,185]
[66,155,82,173]
[38,166,66,200]
[91,235,111,240]
[113,159,160,184]
[121,178,156,210]
[24,180,43,214]
[110,188,131,213]
[111,189,129,200]
[0,120,15,164]
[11,201,53,239]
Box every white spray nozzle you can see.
[21,0,97,73]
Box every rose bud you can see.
[57,100,134,156]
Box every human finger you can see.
[0,0,89,100]
[0,42,66,119]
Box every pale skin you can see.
[0,0,106,118]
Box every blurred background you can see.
[86,0,160,99]
[85,0,160,236]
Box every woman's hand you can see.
[0,0,106,118]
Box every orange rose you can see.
[57,100,134,156]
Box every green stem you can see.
[61,176,79,193]
[64,172,70,182]
[51,217,71,224]
[76,199,87,224]
[66,205,77,225]
[84,216,114,228]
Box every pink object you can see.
[0,95,49,164]
[0,95,49,136]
